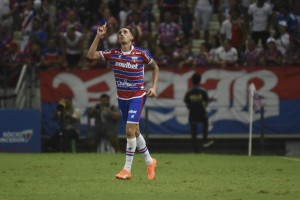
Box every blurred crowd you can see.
[0,0,300,87]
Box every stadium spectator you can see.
[40,38,63,69]
[283,39,300,66]
[258,37,282,66]
[31,19,47,48]
[215,39,238,67]
[0,24,12,56]
[275,21,290,55]
[60,25,84,69]
[290,0,300,18]
[173,41,194,68]
[193,0,213,41]
[118,0,131,28]
[248,0,272,48]
[58,10,83,34]
[274,4,299,37]
[153,45,171,67]
[179,2,194,39]
[193,42,212,67]
[86,94,120,153]
[208,35,221,65]
[241,0,251,34]
[24,36,41,68]
[126,1,149,26]
[101,23,118,50]
[103,8,119,30]
[1,41,25,87]
[156,11,184,57]
[127,11,149,49]
[158,0,181,23]
[1,0,27,33]
[184,72,213,153]
[19,0,35,51]
[217,0,230,24]
[220,9,245,51]
[51,97,81,152]
[242,38,261,66]
[0,0,13,34]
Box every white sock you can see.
[123,138,136,172]
[136,134,153,165]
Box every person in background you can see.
[173,40,194,68]
[193,42,212,67]
[243,38,261,66]
[193,0,213,41]
[208,35,221,66]
[40,38,63,69]
[258,37,282,66]
[248,0,272,48]
[51,97,81,152]
[58,10,83,34]
[215,39,238,67]
[61,24,84,69]
[153,45,171,67]
[1,41,25,87]
[0,24,12,56]
[275,20,290,55]
[156,11,184,57]
[19,0,35,51]
[184,72,213,153]
[283,39,300,66]
[86,94,120,153]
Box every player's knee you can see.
[126,125,136,138]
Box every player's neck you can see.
[121,43,132,52]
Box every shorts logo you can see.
[131,115,135,118]
[129,110,137,114]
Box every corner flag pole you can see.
[248,84,254,156]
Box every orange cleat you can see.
[115,169,131,180]
[147,158,157,180]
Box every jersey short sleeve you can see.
[142,49,153,65]
[99,48,113,61]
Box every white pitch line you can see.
[281,157,300,162]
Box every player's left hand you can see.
[146,88,156,98]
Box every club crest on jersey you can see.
[132,57,138,62]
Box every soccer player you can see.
[87,23,159,180]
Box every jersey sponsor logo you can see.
[115,62,138,69]
[117,80,137,87]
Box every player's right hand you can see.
[97,22,107,37]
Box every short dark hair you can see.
[120,26,133,35]
[100,93,109,99]
[192,73,201,85]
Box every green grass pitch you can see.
[0,153,299,200]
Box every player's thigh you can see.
[126,95,146,124]
[118,98,129,124]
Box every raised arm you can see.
[146,61,159,98]
[87,23,107,60]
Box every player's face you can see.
[118,28,133,45]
